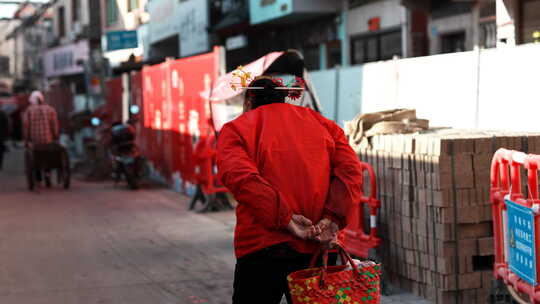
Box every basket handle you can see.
[310,244,362,288]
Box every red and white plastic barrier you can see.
[339,161,382,259]
[491,148,540,303]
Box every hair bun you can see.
[247,77,288,109]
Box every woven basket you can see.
[287,246,381,304]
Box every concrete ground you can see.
[0,148,428,304]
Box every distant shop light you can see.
[130,104,140,115]
[91,117,101,126]
[533,31,540,43]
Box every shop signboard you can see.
[106,30,139,51]
[43,40,89,78]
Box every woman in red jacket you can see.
[217,77,363,304]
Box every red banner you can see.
[168,50,218,187]
[135,48,220,189]
[141,63,164,172]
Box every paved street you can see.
[0,149,427,304]
[0,150,235,304]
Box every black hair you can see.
[246,77,288,109]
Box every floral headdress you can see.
[230,66,306,100]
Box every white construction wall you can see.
[311,43,540,132]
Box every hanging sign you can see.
[506,198,537,286]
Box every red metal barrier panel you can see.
[141,63,166,175]
[491,148,540,303]
[338,161,382,259]
[135,48,220,187]
[130,71,144,150]
[168,49,219,188]
[105,77,123,124]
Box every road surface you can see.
[0,148,426,304]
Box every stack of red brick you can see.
[357,130,540,304]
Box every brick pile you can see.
[357,129,540,304]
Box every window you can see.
[480,22,497,49]
[0,56,9,76]
[351,30,402,64]
[352,39,365,65]
[380,31,402,59]
[72,0,79,21]
[58,6,66,37]
[303,45,320,71]
[107,0,119,25]
[440,32,466,54]
[128,0,138,12]
[326,41,342,69]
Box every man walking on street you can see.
[0,108,10,170]
[23,90,59,184]
[217,77,363,304]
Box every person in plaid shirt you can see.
[23,91,59,146]
[23,91,59,184]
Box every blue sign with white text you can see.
[106,30,139,51]
[506,199,537,286]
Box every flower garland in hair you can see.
[288,76,306,100]
[230,66,305,100]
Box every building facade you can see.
[0,18,20,94]
[45,0,103,111]
[100,0,149,70]
[212,0,341,71]
[347,0,429,65]
[497,0,540,47]
[147,0,210,61]
[3,3,54,93]
[427,1,496,54]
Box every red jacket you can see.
[217,103,362,258]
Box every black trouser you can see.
[233,243,311,304]
[232,244,337,304]
[34,169,51,182]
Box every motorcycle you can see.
[108,122,146,190]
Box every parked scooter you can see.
[107,122,146,189]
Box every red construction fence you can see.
[491,149,540,303]
[104,47,221,192]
